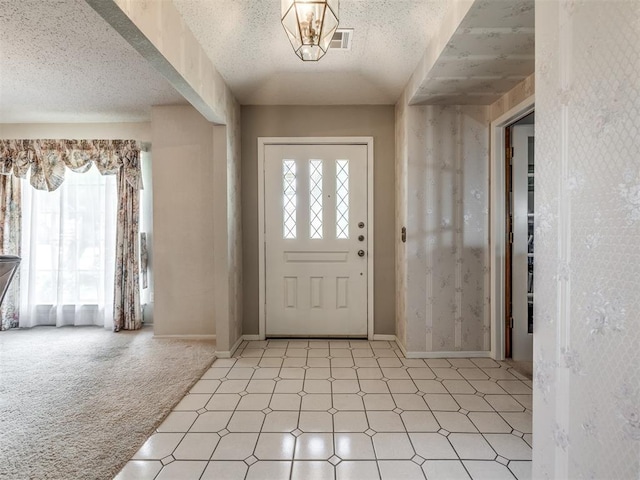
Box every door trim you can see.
[257,137,375,340]
[489,97,534,360]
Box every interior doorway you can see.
[505,113,535,361]
[489,95,534,361]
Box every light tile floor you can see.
[116,340,532,480]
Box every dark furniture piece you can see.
[0,255,21,308]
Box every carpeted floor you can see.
[0,326,216,480]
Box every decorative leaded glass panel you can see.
[283,160,297,239]
[336,159,349,239]
[309,160,323,239]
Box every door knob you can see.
[358,235,365,241]
[358,250,365,257]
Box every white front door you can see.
[263,144,368,337]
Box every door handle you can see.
[358,250,365,257]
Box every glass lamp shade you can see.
[281,0,339,61]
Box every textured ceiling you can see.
[0,0,186,123]
[411,0,535,105]
[172,0,450,105]
[0,0,536,121]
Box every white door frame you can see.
[258,137,375,340]
[490,96,534,360]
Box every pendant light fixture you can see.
[281,0,339,61]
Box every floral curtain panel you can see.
[0,139,142,192]
[0,174,21,330]
[114,165,142,332]
[0,139,142,331]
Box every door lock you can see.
[358,250,365,257]
[358,235,365,241]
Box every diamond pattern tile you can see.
[119,341,533,480]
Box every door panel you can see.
[511,125,534,361]
[264,144,368,337]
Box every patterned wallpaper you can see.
[533,1,640,478]
[412,0,535,106]
[396,100,491,354]
[490,73,535,121]
[395,96,408,349]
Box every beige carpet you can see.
[0,326,216,480]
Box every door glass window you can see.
[309,159,323,239]
[283,159,297,239]
[336,159,349,239]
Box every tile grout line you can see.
[129,339,531,480]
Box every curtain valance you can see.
[0,139,142,192]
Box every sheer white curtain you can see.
[19,165,117,328]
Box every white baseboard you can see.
[229,335,245,356]
[372,334,397,341]
[242,334,261,341]
[216,335,244,358]
[378,334,490,359]
[395,338,408,357]
[404,350,491,359]
[153,334,216,340]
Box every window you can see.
[19,165,117,327]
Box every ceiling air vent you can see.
[330,29,354,50]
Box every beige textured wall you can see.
[139,152,154,324]
[107,0,231,124]
[93,0,244,353]
[0,122,151,141]
[241,105,396,336]
[151,105,216,336]
[225,103,243,352]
